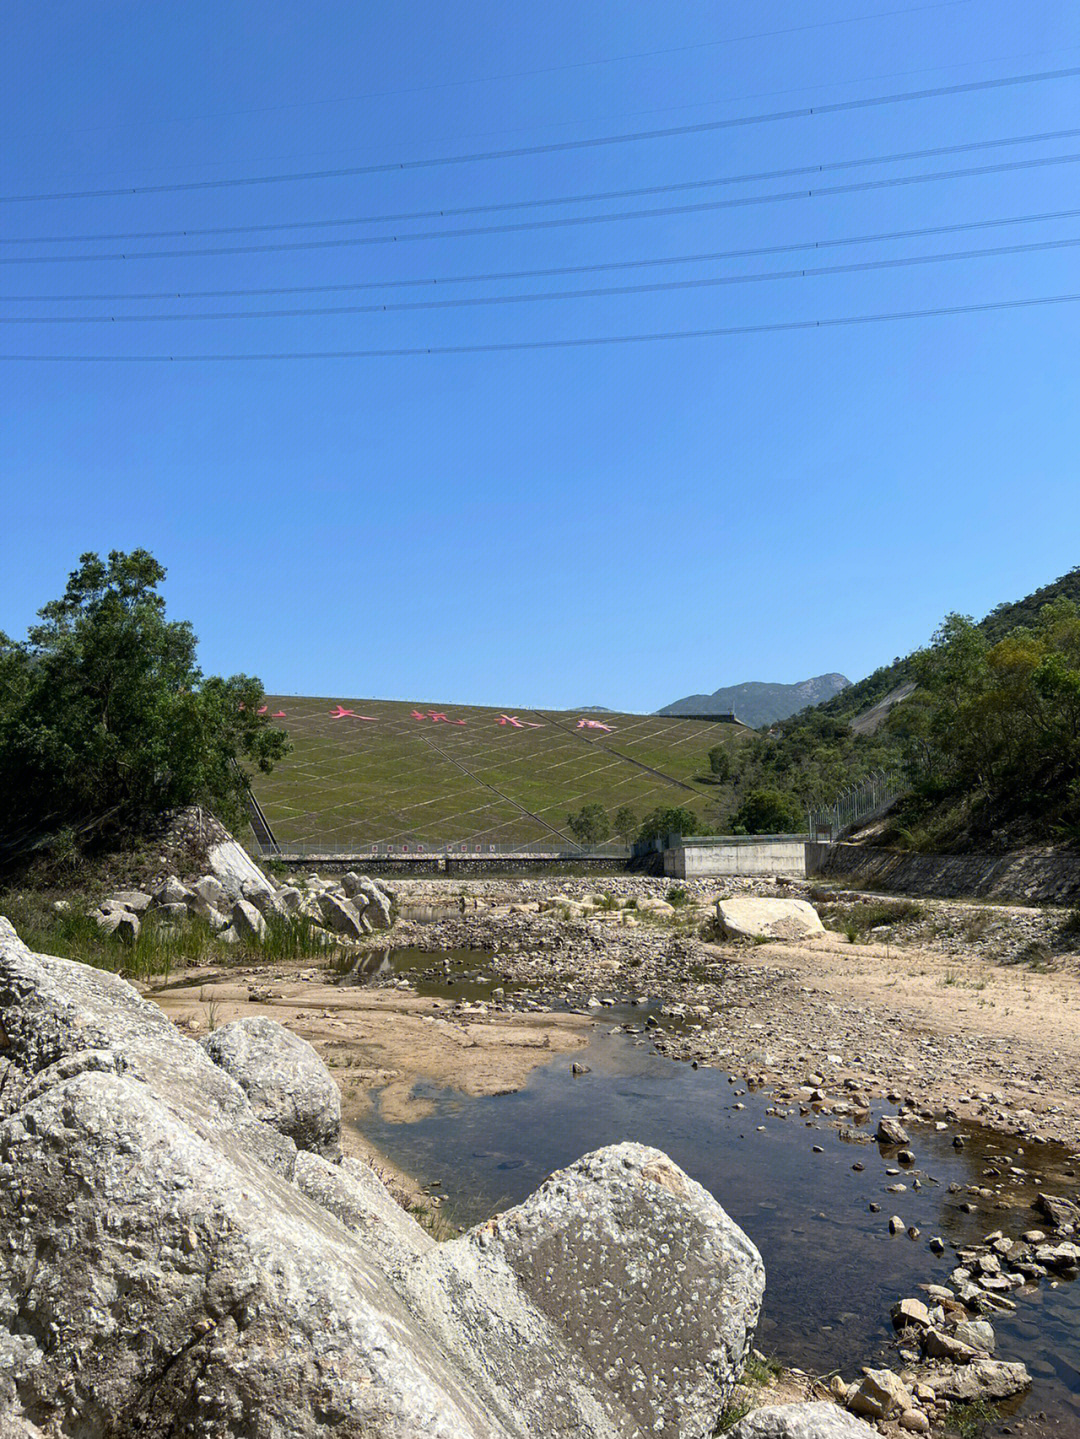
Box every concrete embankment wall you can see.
[807,841,1080,904]
[269,855,640,878]
[664,840,807,879]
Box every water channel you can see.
[355,949,1080,1435]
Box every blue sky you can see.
[2,1,1078,710]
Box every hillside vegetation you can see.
[710,567,1080,847]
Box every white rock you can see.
[207,838,276,899]
[716,898,825,942]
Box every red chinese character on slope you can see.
[257,706,268,715]
[330,705,377,720]
[576,718,613,732]
[427,712,466,725]
[496,715,543,728]
[273,711,286,718]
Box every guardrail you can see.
[251,840,634,860]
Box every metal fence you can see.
[251,839,634,861]
[807,768,907,842]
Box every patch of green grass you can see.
[943,1397,1000,1438]
[825,899,924,945]
[740,1352,782,1386]
[665,886,689,908]
[1,889,335,981]
[713,1397,753,1434]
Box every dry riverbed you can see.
[146,873,1080,1437]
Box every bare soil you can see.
[150,969,591,1201]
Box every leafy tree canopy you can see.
[612,804,639,846]
[731,788,806,834]
[0,550,289,855]
[707,744,732,781]
[889,598,1080,837]
[637,805,699,842]
[565,802,611,845]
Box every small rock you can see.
[876,1116,910,1145]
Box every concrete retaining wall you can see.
[268,855,638,878]
[664,840,807,879]
[807,841,1080,904]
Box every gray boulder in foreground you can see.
[203,1015,342,1158]
[716,897,825,942]
[0,917,764,1439]
[728,1403,878,1438]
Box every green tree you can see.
[707,744,732,781]
[565,803,611,845]
[612,804,638,846]
[637,805,699,842]
[0,550,289,855]
[732,788,805,834]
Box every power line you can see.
[8,207,1077,302]
[4,65,1077,203]
[6,127,1076,245]
[5,152,1076,264]
[4,293,1077,359]
[7,237,1076,323]
[16,2,975,137]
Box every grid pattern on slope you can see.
[253,696,744,847]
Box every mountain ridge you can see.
[659,673,850,728]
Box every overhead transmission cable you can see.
[8,206,1077,303]
[5,127,1074,245]
[4,152,1077,264]
[4,293,1077,359]
[6,236,1077,323]
[3,65,1076,203]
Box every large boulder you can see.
[402,1144,765,1439]
[293,1151,434,1270]
[728,1403,879,1438]
[0,917,294,1177]
[231,897,267,941]
[342,873,393,929]
[152,874,193,908]
[716,898,825,942]
[925,1359,1031,1402]
[92,907,140,942]
[207,837,276,899]
[357,878,393,929]
[202,1016,342,1158]
[0,919,767,1439]
[318,891,369,940]
[109,889,153,912]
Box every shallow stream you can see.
[356,950,1079,1435]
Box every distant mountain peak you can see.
[658,673,850,728]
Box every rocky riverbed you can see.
[5,856,1079,1438]
[365,874,1080,1153]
